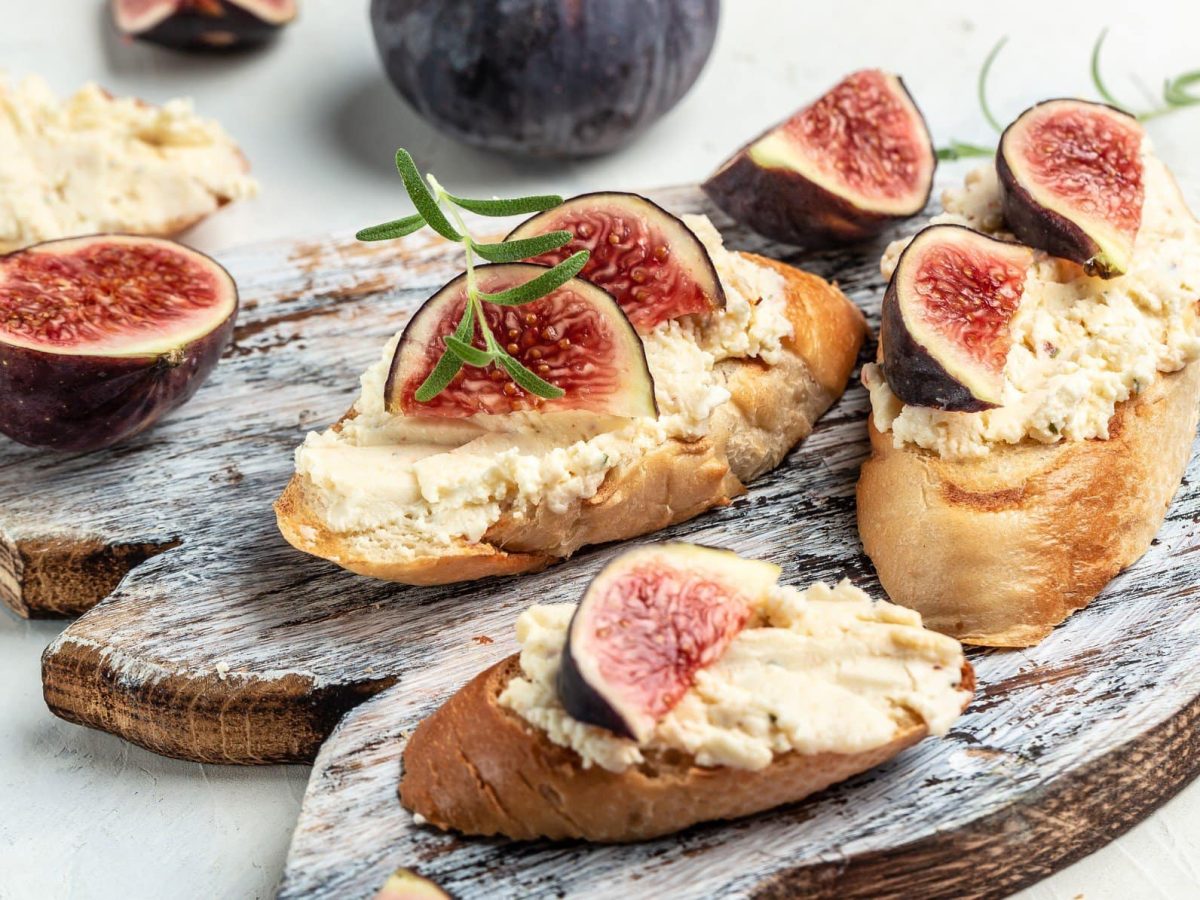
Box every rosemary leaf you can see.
[448,194,564,217]
[936,140,995,161]
[473,231,572,263]
[356,214,426,242]
[414,347,464,402]
[979,36,1008,133]
[499,353,565,400]
[394,149,462,242]
[477,251,590,306]
[1164,70,1200,107]
[1090,29,1128,111]
[444,334,495,367]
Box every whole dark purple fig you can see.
[0,235,238,452]
[369,0,720,159]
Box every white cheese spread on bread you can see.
[0,76,258,252]
[864,150,1200,460]
[294,216,793,555]
[499,580,969,772]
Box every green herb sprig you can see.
[357,149,584,403]
[937,31,1199,161]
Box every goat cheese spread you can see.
[863,150,1200,460]
[499,579,969,772]
[0,75,258,253]
[295,216,793,555]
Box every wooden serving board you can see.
[2,180,1200,896]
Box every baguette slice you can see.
[399,654,974,843]
[858,362,1200,647]
[276,256,866,585]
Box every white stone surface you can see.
[1,1,1198,898]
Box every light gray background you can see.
[2,1,1198,897]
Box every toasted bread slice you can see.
[399,654,974,843]
[858,362,1200,647]
[276,256,866,585]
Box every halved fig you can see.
[385,263,657,419]
[703,69,936,246]
[506,192,725,331]
[0,235,238,452]
[997,99,1145,278]
[880,225,1033,411]
[373,869,449,900]
[113,0,297,50]
[557,543,780,740]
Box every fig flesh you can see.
[704,70,936,247]
[385,264,657,419]
[0,235,238,452]
[997,99,1144,278]
[557,544,781,741]
[369,0,719,158]
[506,192,725,331]
[113,0,297,50]
[373,869,449,900]
[880,225,1033,411]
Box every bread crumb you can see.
[215,661,230,680]
[412,812,427,826]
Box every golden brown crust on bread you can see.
[857,362,1200,647]
[275,255,866,584]
[399,654,971,842]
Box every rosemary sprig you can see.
[357,149,584,403]
[1091,28,1200,121]
[938,32,1198,160]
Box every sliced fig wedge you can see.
[998,99,1144,278]
[557,543,781,741]
[385,263,657,419]
[703,69,936,246]
[113,0,297,50]
[0,235,238,452]
[505,192,725,332]
[881,225,1033,411]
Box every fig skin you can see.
[880,225,1032,412]
[369,0,719,159]
[112,0,297,51]
[0,237,238,453]
[703,73,936,247]
[996,99,1143,279]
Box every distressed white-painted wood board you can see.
[0,179,1197,897]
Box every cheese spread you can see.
[0,75,258,252]
[864,151,1200,460]
[294,215,794,555]
[498,579,969,772]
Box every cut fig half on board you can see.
[998,98,1145,278]
[558,544,781,740]
[880,225,1033,411]
[384,263,657,419]
[0,235,238,452]
[704,69,936,246]
[506,192,725,331]
[113,0,297,50]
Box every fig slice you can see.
[505,192,725,331]
[997,98,1145,278]
[385,263,657,419]
[557,543,781,741]
[703,69,936,246]
[0,235,238,452]
[113,0,297,50]
[880,225,1033,411]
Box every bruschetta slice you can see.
[399,544,973,842]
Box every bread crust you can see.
[857,362,1200,647]
[275,255,866,584]
[399,654,973,842]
